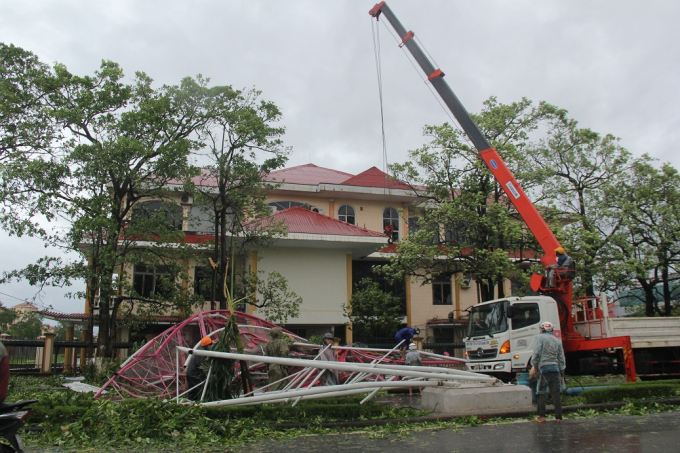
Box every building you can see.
[186,164,496,351]
[12,301,38,322]
[78,163,522,356]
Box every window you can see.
[268,201,307,212]
[383,207,399,242]
[133,265,172,298]
[193,266,213,301]
[467,301,509,337]
[133,201,183,230]
[511,303,540,330]
[338,205,355,225]
[432,275,453,305]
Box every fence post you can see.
[63,322,75,373]
[41,333,56,374]
[80,328,91,368]
[35,335,45,370]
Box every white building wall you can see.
[256,247,348,325]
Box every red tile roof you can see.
[342,167,412,190]
[263,207,387,237]
[39,310,183,324]
[265,164,354,185]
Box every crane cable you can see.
[374,17,461,135]
[370,17,390,196]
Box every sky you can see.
[1,0,679,314]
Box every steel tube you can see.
[175,347,496,383]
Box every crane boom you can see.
[369,2,639,383]
[369,1,572,330]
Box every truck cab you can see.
[465,296,560,381]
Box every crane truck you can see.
[370,2,680,381]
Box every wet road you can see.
[249,410,680,453]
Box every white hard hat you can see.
[540,321,554,332]
[409,343,417,350]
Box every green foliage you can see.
[387,97,557,301]
[7,313,43,339]
[201,321,241,402]
[307,334,324,345]
[1,44,266,357]
[581,382,680,404]
[603,160,680,316]
[24,391,421,451]
[52,321,83,341]
[344,278,402,339]
[0,306,16,332]
[80,358,121,386]
[189,85,290,311]
[529,111,638,297]
[242,271,302,325]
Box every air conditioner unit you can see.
[460,278,471,289]
[180,194,193,204]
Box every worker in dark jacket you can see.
[547,247,574,287]
[264,327,290,391]
[186,336,214,400]
[395,327,420,360]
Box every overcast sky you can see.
[2,0,679,314]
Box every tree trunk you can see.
[662,263,671,316]
[219,204,228,310]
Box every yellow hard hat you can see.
[555,247,565,255]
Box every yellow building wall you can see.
[265,195,408,235]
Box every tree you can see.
[53,321,83,341]
[0,43,66,237]
[189,86,291,312]
[386,97,556,301]
[8,313,43,339]
[241,271,302,325]
[529,113,636,298]
[0,304,15,332]
[343,278,402,342]
[603,160,680,315]
[0,44,234,357]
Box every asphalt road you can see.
[249,410,680,453]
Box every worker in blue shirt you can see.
[395,327,420,360]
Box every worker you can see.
[319,333,339,386]
[530,321,565,423]
[404,343,422,396]
[185,336,214,400]
[395,326,420,360]
[264,327,290,391]
[547,247,573,287]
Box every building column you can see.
[406,278,412,327]
[34,335,44,370]
[345,253,353,344]
[116,326,130,360]
[63,322,75,374]
[454,273,462,319]
[80,328,90,367]
[328,198,335,218]
[41,332,56,374]
[249,251,258,315]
